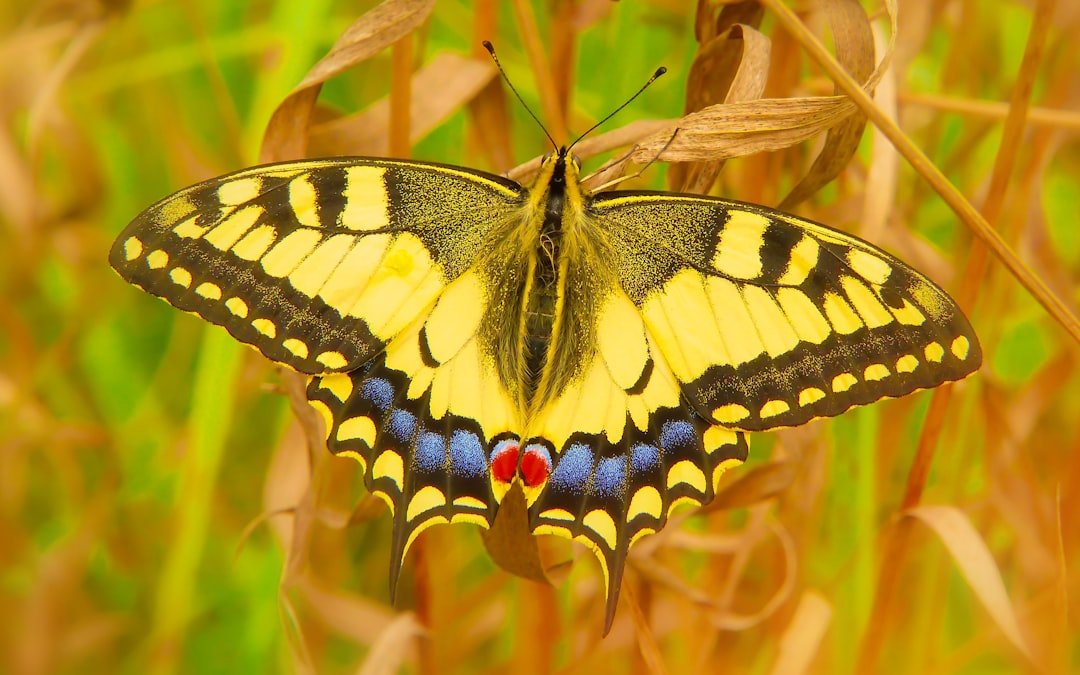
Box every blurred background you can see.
[1,0,1077,673]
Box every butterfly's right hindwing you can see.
[109,158,524,374]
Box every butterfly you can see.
[109,83,981,633]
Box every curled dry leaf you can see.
[694,0,764,45]
[629,514,795,633]
[709,518,797,631]
[260,0,436,162]
[592,0,898,193]
[673,0,766,192]
[308,52,498,157]
[674,23,772,194]
[628,95,856,168]
[779,0,874,209]
[905,505,1034,663]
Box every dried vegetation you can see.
[0,0,1078,673]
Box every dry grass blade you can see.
[260,0,436,162]
[899,92,1080,132]
[768,590,832,675]
[622,583,670,675]
[355,612,424,675]
[905,506,1034,664]
[298,573,397,645]
[308,52,497,156]
[778,0,873,208]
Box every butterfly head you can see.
[534,147,585,202]
[540,147,582,177]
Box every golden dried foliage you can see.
[1,0,1078,673]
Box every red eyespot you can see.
[520,445,552,487]
[490,441,519,484]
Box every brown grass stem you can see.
[509,0,568,144]
[390,35,414,158]
[899,91,1080,133]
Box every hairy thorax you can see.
[480,152,612,422]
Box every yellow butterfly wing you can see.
[110,157,529,593]
[517,173,980,630]
[109,158,523,374]
[591,192,982,432]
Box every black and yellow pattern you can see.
[110,146,980,631]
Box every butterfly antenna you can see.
[567,66,666,152]
[483,41,558,151]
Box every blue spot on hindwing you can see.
[388,408,417,442]
[630,443,660,474]
[414,431,446,472]
[550,444,593,492]
[449,429,487,478]
[594,456,627,498]
[659,420,696,451]
[360,377,394,411]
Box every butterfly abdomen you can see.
[520,155,567,405]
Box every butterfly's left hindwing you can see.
[109,158,524,374]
